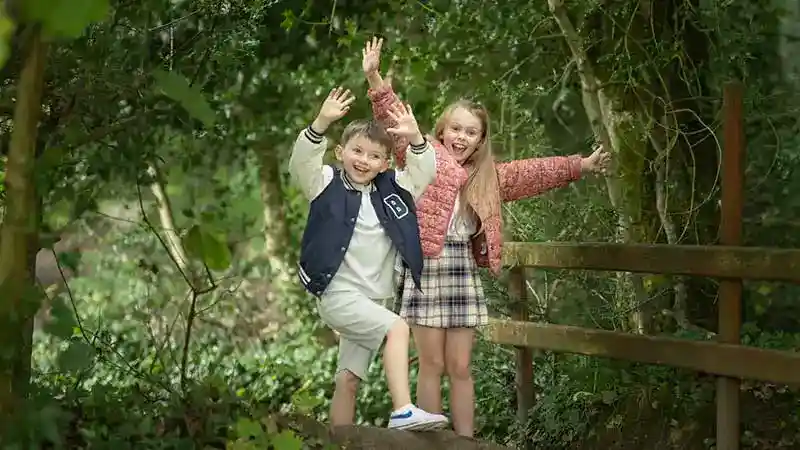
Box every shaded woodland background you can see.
[1,0,800,448]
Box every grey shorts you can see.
[317,290,401,380]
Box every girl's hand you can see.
[362,37,383,76]
[312,87,355,132]
[580,144,611,174]
[386,101,424,146]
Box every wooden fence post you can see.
[717,81,745,450]
[509,267,534,449]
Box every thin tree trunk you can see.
[147,164,193,282]
[548,0,648,332]
[146,163,208,392]
[0,30,47,420]
[650,115,689,329]
[257,141,292,285]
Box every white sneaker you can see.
[388,405,449,431]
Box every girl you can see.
[362,37,610,437]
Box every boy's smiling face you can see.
[335,134,390,185]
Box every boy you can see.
[289,86,447,431]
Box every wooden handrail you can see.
[502,242,800,283]
[485,319,800,385]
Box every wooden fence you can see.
[486,83,800,450]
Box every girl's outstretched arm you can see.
[496,155,582,202]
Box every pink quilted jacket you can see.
[369,84,583,276]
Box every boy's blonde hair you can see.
[433,100,501,234]
[341,119,393,158]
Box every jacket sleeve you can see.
[497,155,582,202]
[394,140,437,201]
[288,126,334,201]
[368,83,409,169]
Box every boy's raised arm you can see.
[289,87,356,200]
[288,126,331,201]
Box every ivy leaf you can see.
[20,284,45,318]
[57,251,82,275]
[38,404,64,446]
[600,390,617,405]
[153,69,216,128]
[37,147,66,173]
[57,340,95,373]
[182,224,232,271]
[23,0,109,39]
[280,10,295,31]
[0,6,15,69]
[42,297,78,340]
[46,198,73,232]
[270,430,303,450]
[234,418,262,438]
[291,389,323,414]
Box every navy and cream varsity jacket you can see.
[288,125,436,298]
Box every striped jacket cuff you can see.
[304,125,324,144]
[409,138,428,154]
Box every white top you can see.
[289,127,437,299]
[447,192,478,238]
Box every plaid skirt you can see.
[396,237,488,328]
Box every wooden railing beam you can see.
[485,319,800,386]
[502,242,800,283]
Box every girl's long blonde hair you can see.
[433,100,501,235]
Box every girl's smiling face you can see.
[440,107,484,164]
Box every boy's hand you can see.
[312,86,355,133]
[386,101,424,146]
[580,144,611,174]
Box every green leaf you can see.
[153,69,216,128]
[291,389,323,414]
[45,198,73,231]
[57,251,82,274]
[0,8,15,69]
[37,147,66,173]
[234,418,263,438]
[42,297,78,340]
[280,10,295,31]
[38,404,64,446]
[600,390,617,405]
[182,225,232,271]
[22,0,109,39]
[270,430,303,450]
[19,284,45,318]
[345,18,358,37]
[57,340,95,373]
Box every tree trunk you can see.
[0,30,47,420]
[548,0,648,333]
[145,162,209,392]
[148,163,195,285]
[257,140,292,285]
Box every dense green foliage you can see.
[1,0,799,448]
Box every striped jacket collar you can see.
[337,167,377,193]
